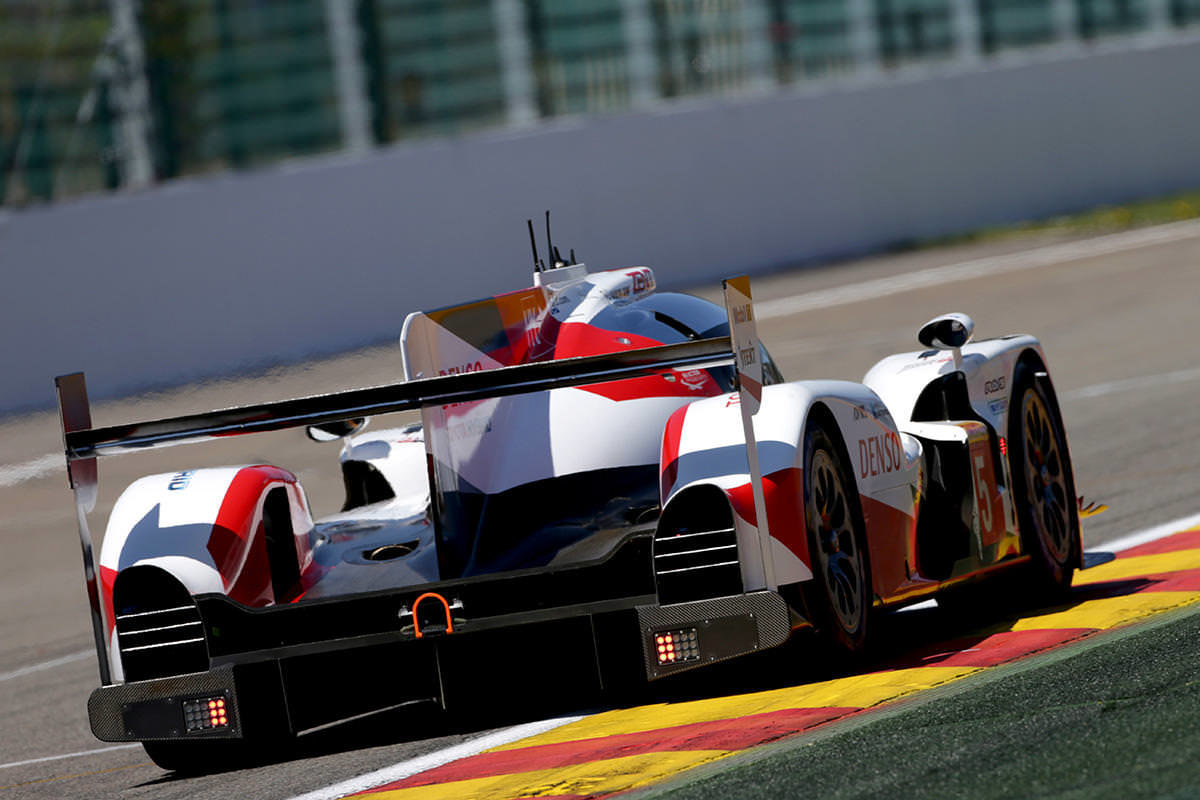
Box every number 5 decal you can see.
[974,454,994,532]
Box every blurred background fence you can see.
[2,0,1198,207]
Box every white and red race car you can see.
[56,250,1079,770]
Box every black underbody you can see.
[98,531,658,741]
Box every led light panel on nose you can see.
[652,627,700,665]
[183,695,230,732]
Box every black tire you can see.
[801,420,873,656]
[142,739,262,774]
[1008,364,1080,598]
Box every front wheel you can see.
[802,421,872,657]
[1008,365,1080,598]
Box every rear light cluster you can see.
[654,628,700,665]
[183,695,228,732]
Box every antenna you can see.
[569,248,577,264]
[545,210,564,268]
[527,219,543,272]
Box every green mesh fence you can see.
[979,0,1057,52]
[1077,0,1148,37]
[366,0,506,141]
[143,0,341,175]
[0,1,112,204]
[875,0,956,63]
[651,0,769,98]
[1172,0,1200,23]
[1,0,1197,207]
[530,0,630,116]
[769,0,855,82]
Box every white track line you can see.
[756,218,1200,319]
[288,714,585,800]
[0,744,139,771]
[0,648,92,683]
[291,513,1200,799]
[0,453,62,489]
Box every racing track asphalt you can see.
[1,223,1198,798]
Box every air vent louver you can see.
[654,485,743,604]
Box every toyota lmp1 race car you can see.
[55,244,1080,772]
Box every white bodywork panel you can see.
[663,381,923,592]
[399,266,685,495]
[102,467,254,595]
[340,425,431,518]
[99,465,314,680]
[863,334,1046,437]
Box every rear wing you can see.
[58,338,733,462]
[55,277,763,685]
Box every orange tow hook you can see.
[411,592,454,639]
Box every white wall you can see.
[5,37,1200,416]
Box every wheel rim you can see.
[809,449,864,633]
[1020,389,1071,563]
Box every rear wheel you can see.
[137,666,288,773]
[802,422,872,656]
[1008,365,1079,597]
[142,739,261,774]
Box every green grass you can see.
[924,188,1200,248]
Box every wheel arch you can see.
[659,382,902,595]
[805,401,857,493]
[98,466,315,638]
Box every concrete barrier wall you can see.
[5,38,1200,416]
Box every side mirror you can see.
[917,313,974,372]
[917,313,975,350]
[306,417,369,442]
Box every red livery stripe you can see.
[100,565,118,637]
[659,406,688,502]
[859,494,917,601]
[726,467,809,565]
[211,465,294,607]
[555,322,723,402]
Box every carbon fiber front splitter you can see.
[89,665,245,742]
[637,591,793,680]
